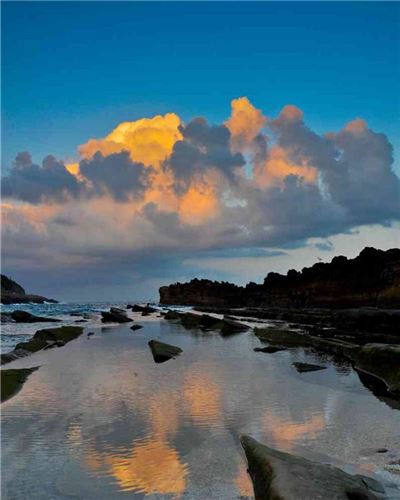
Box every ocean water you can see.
[0,302,145,353]
[1,312,400,499]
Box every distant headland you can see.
[160,247,400,309]
[1,275,57,304]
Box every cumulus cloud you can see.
[2,152,82,204]
[2,97,399,296]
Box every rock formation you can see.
[160,247,400,309]
[1,275,57,304]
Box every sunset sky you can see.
[2,2,400,301]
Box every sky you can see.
[2,1,400,301]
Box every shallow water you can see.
[2,317,400,499]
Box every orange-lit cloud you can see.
[226,96,266,150]
[79,113,182,167]
[254,145,318,188]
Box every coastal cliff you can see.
[1,275,56,304]
[159,247,400,309]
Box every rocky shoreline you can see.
[0,303,396,498]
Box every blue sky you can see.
[3,2,399,170]
[2,2,399,301]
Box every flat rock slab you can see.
[240,435,384,499]
[293,362,327,373]
[148,340,182,363]
[0,326,83,365]
[254,346,287,353]
[1,367,40,402]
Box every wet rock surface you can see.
[1,367,40,403]
[130,324,143,331]
[148,339,182,363]
[0,326,84,365]
[240,435,385,500]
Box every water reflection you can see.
[2,319,399,499]
[85,437,188,496]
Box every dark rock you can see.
[11,310,60,323]
[148,340,182,363]
[87,332,95,337]
[1,367,40,402]
[75,319,87,323]
[351,344,400,396]
[240,435,384,500]
[293,362,327,373]
[164,310,181,320]
[101,310,132,323]
[254,346,287,353]
[110,307,126,314]
[130,324,143,331]
[0,326,84,365]
[128,304,157,313]
[1,274,57,304]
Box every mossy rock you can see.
[1,367,40,402]
[33,326,84,344]
[148,340,183,363]
[352,344,400,395]
[254,327,308,347]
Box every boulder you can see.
[148,340,182,363]
[1,367,40,402]
[130,324,143,331]
[240,435,384,499]
[164,310,182,320]
[293,362,327,373]
[11,310,60,323]
[101,309,132,323]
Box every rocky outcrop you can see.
[0,326,83,365]
[165,310,249,336]
[10,310,60,323]
[101,309,132,323]
[293,362,327,373]
[1,367,40,403]
[240,435,385,499]
[1,275,57,304]
[148,340,182,363]
[352,344,400,396]
[160,247,400,309]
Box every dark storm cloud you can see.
[1,152,81,204]
[79,151,149,201]
[166,118,245,187]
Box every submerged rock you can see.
[11,310,60,323]
[1,367,40,402]
[293,362,327,373]
[240,435,384,500]
[254,346,287,353]
[148,340,182,363]
[0,326,84,365]
[101,309,132,323]
[130,324,143,331]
